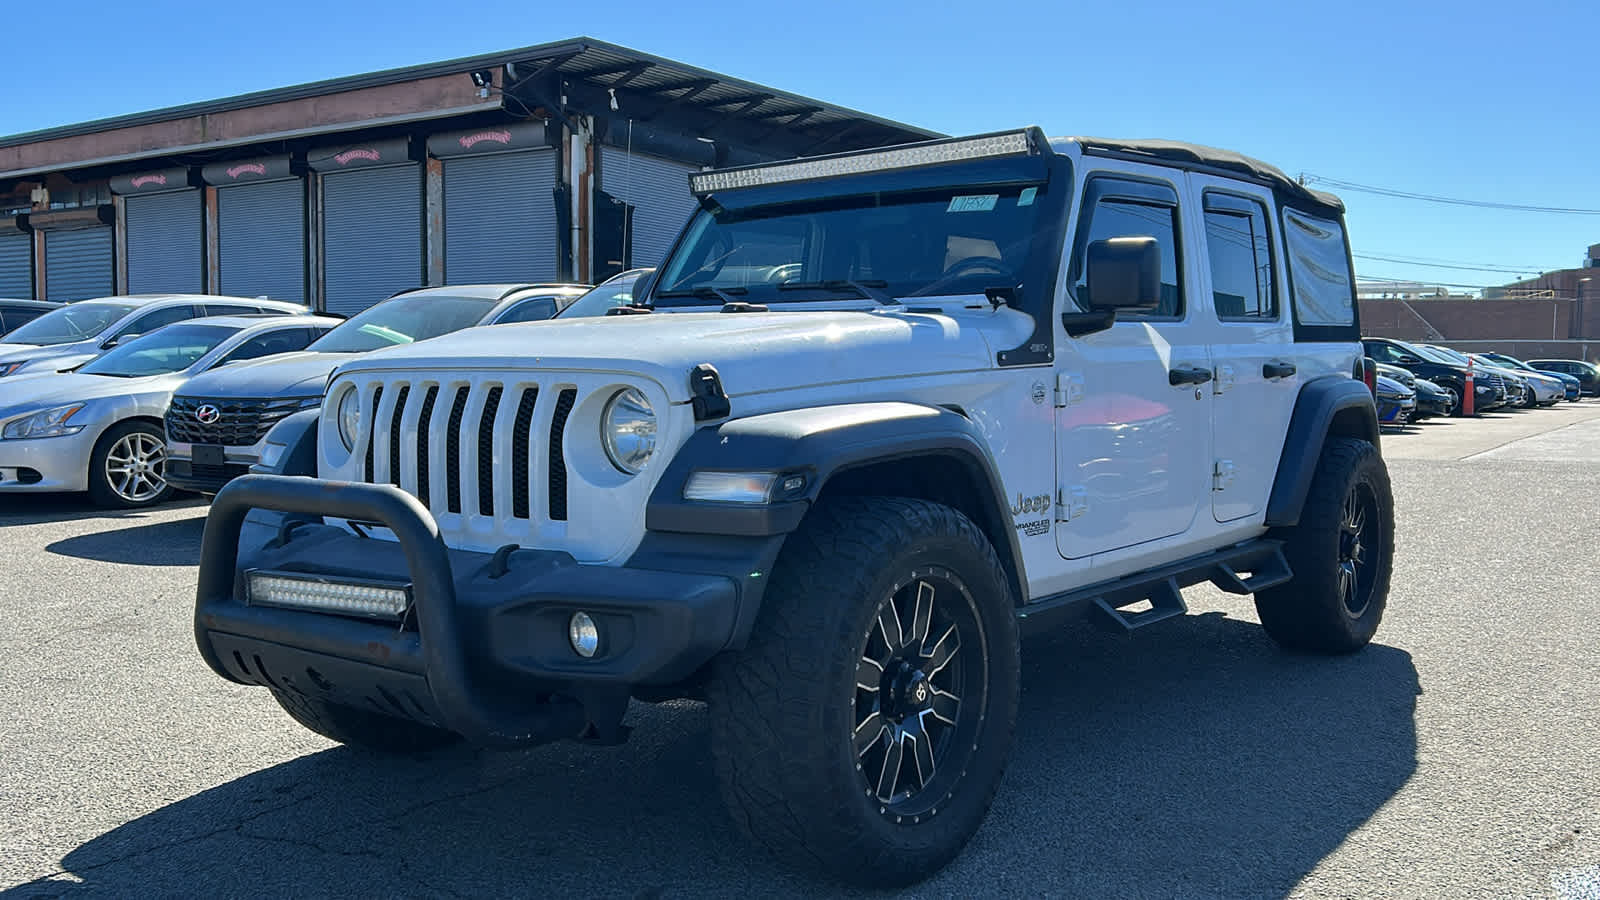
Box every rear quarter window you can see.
[1282,207,1356,335]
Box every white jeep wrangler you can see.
[194,128,1393,887]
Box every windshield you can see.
[80,323,237,377]
[4,301,136,346]
[1487,354,1532,371]
[307,295,499,353]
[1411,343,1465,365]
[651,186,1043,306]
[558,271,649,318]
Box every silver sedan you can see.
[0,315,338,507]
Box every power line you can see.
[1352,252,1559,275]
[1303,174,1600,215]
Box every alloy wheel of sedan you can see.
[104,431,168,504]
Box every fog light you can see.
[245,571,410,620]
[569,611,600,658]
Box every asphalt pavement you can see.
[3,404,1599,898]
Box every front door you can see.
[1055,170,1213,560]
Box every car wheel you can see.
[87,421,175,509]
[269,688,461,753]
[708,497,1020,888]
[1256,437,1394,654]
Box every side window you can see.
[496,297,560,324]
[1072,188,1183,318]
[219,328,315,365]
[1202,194,1276,321]
[121,304,197,338]
[1282,207,1355,328]
[202,302,262,317]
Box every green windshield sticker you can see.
[947,194,998,213]
[1018,187,1037,207]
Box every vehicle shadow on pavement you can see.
[0,494,207,528]
[43,514,208,567]
[15,611,1418,899]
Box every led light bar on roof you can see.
[689,129,1037,194]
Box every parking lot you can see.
[2,404,1597,899]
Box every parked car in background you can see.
[1375,374,1415,427]
[0,294,310,379]
[1480,352,1582,401]
[1413,377,1455,419]
[165,283,589,494]
[0,315,338,508]
[1362,337,1503,414]
[1375,362,1416,389]
[1526,358,1600,396]
[0,299,64,337]
[550,267,654,319]
[1448,350,1564,407]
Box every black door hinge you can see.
[689,363,731,420]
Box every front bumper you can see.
[195,475,743,747]
[164,439,263,494]
[0,429,96,492]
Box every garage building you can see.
[0,38,938,311]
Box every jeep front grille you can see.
[343,377,588,530]
[167,396,310,446]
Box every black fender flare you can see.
[637,401,1027,646]
[1264,376,1380,528]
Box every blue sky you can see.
[4,0,1595,292]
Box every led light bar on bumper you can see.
[688,129,1040,194]
[245,570,411,621]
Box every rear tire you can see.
[1256,437,1394,654]
[708,497,1020,888]
[269,688,461,753]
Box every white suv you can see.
[193,128,1393,887]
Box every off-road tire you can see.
[269,688,461,753]
[87,420,175,509]
[1257,437,1394,653]
[707,497,1020,888]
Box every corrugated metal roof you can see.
[0,37,940,159]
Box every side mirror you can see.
[1063,237,1160,338]
[1086,237,1161,311]
[102,332,138,349]
[1398,354,1421,364]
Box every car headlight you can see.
[1,403,86,439]
[601,387,656,474]
[335,385,361,451]
[0,361,28,377]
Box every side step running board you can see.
[1017,539,1292,638]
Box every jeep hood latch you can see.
[689,363,731,420]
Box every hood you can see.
[0,371,182,414]
[175,351,350,400]
[330,307,1033,402]
[0,340,92,367]
[1375,375,1411,397]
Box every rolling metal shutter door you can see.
[125,190,203,294]
[323,166,422,316]
[444,150,559,283]
[45,228,113,301]
[599,148,699,268]
[218,179,306,305]
[0,234,30,297]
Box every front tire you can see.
[87,421,175,509]
[708,497,1020,888]
[1256,437,1394,653]
[269,688,461,753]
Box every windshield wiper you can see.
[776,279,898,306]
[655,285,749,304]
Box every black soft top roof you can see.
[1066,137,1345,214]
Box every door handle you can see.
[1169,366,1214,386]
[1263,360,1297,379]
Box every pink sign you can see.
[130,174,167,188]
[334,148,382,166]
[226,163,267,179]
[459,130,512,150]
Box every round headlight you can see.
[335,386,361,451]
[601,387,656,474]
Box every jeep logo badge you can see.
[195,404,222,425]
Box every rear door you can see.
[1188,177,1298,523]
[1054,168,1213,560]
